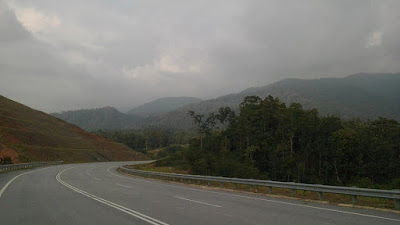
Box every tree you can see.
[188,111,216,150]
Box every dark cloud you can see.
[0,0,399,112]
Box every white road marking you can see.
[56,167,169,225]
[93,178,101,181]
[86,166,103,177]
[107,166,400,223]
[85,168,93,176]
[107,166,155,185]
[0,167,50,198]
[116,183,132,188]
[174,196,222,208]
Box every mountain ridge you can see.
[51,106,141,131]
[142,73,400,130]
[127,96,202,117]
[51,73,400,131]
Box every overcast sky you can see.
[1,0,399,113]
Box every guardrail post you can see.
[291,189,296,197]
[395,199,399,209]
[318,192,323,200]
[249,185,253,192]
[207,181,211,186]
[233,183,237,190]
[188,179,191,184]
[352,195,357,204]
[197,180,200,184]
[219,182,223,187]
[268,186,273,193]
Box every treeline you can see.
[97,129,193,153]
[157,95,400,189]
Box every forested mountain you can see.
[0,96,147,163]
[51,107,141,131]
[127,96,202,117]
[144,73,400,130]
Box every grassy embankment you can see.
[0,95,148,163]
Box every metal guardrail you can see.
[120,166,400,209]
[0,161,63,173]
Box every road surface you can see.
[1,161,399,225]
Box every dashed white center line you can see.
[116,183,132,188]
[57,167,169,225]
[174,196,222,208]
[85,168,92,176]
[108,166,400,222]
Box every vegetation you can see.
[0,156,12,165]
[156,95,400,189]
[0,95,148,163]
[97,129,193,155]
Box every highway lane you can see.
[1,161,400,225]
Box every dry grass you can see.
[0,95,149,163]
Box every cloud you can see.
[0,0,399,113]
[365,31,383,48]
[122,47,204,80]
[15,8,60,33]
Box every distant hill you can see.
[127,97,202,117]
[51,107,141,131]
[142,73,400,130]
[0,96,148,163]
[50,73,400,131]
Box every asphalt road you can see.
[1,161,399,225]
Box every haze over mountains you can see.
[52,73,400,131]
[127,97,202,117]
[0,96,147,163]
[51,106,141,131]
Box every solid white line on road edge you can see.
[107,166,400,223]
[56,167,169,225]
[116,183,132,188]
[0,167,51,198]
[174,196,222,208]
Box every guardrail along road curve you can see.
[1,161,399,225]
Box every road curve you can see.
[1,161,399,225]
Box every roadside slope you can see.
[0,95,148,163]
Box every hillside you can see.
[51,107,140,131]
[142,73,400,130]
[0,96,148,163]
[127,97,202,117]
